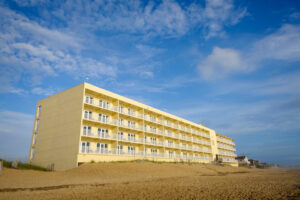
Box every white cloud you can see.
[188,0,248,38]
[174,97,300,136]
[44,0,246,38]
[174,71,300,136]
[136,44,164,59]
[198,47,247,80]
[197,24,300,80]
[253,24,300,61]
[31,87,60,96]
[210,72,300,97]
[0,6,118,90]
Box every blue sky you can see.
[0,0,300,166]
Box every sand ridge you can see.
[0,162,299,200]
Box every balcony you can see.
[82,132,117,140]
[119,110,143,120]
[84,100,118,113]
[218,151,237,157]
[217,143,236,151]
[119,123,143,132]
[192,138,211,146]
[79,147,215,161]
[83,116,118,126]
[118,137,144,144]
[216,137,235,146]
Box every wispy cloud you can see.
[197,24,300,80]
[197,47,249,80]
[173,72,300,136]
[0,6,118,91]
[252,24,300,62]
[188,0,248,38]
[15,0,247,39]
[31,87,60,96]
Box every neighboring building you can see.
[28,83,238,170]
[235,156,250,166]
[249,159,261,167]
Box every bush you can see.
[0,158,48,171]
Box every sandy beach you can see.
[0,162,299,200]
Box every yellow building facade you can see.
[28,83,237,170]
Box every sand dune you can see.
[0,162,299,200]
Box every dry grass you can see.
[0,162,299,200]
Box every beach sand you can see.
[0,162,299,200]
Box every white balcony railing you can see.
[81,148,214,161]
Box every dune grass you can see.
[0,158,48,171]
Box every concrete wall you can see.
[28,83,84,170]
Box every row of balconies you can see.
[83,117,211,145]
[218,150,237,157]
[81,132,212,153]
[84,100,211,138]
[82,127,211,146]
[216,137,235,146]
[80,148,214,161]
[217,143,236,151]
[219,156,237,163]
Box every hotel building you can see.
[28,83,237,170]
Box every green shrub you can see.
[0,158,48,171]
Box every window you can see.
[119,106,124,113]
[169,151,173,158]
[98,128,108,138]
[128,108,135,116]
[30,147,35,160]
[35,119,39,131]
[168,130,172,136]
[144,136,147,142]
[97,143,108,153]
[128,146,135,155]
[33,133,38,145]
[128,121,136,128]
[182,134,186,139]
[98,114,109,123]
[37,105,42,118]
[150,137,157,144]
[150,126,156,133]
[183,152,187,158]
[85,96,94,104]
[119,119,124,126]
[99,100,110,109]
[168,140,173,147]
[128,133,136,141]
[118,132,123,140]
[144,125,147,131]
[84,111,92,119]
[150,115,156,122]
[151,148,157,156]
[83,126,91,136]
[81,142,90,153]
[118,145,123,154]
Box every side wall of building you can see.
[29,84,84,170]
